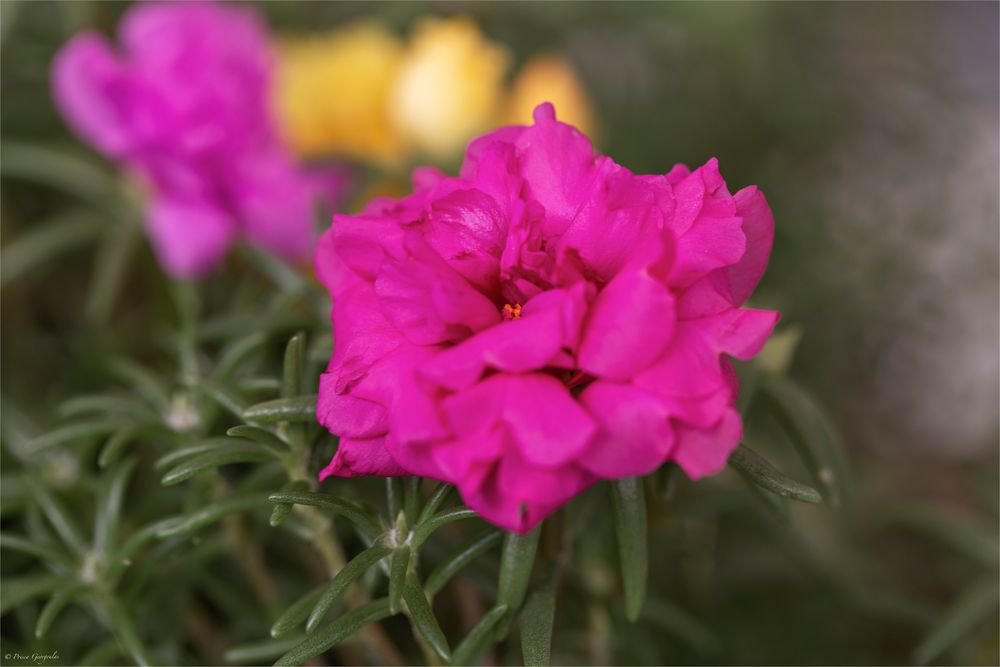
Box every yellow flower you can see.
[274,23,407,165]
[390,17,509,159]
[506,54,595,137]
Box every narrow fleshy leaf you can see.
[35,583,86,638]
[418,483,454,525]
[227,425,290,453]
[1,574,68,614]
[448,604,508,666]
[267,490,382,538]
[913,578,1000,665]
[106,596,155,667]
[412,507,479,547]
[160,444,277,486]
[154,439,236,471]
[85,219,140,323]
[404,477,421,525]
[283,333,306,399]
[58,393,152,420]
[387,478,404,521]
[25,478,88,557]
[100,424,165,469]
[0,141,115,202]
[270,481,310,528]
[306,542,392,634]
[728,445,822,504]
[642,598,721,656]
[212,332,270,380]
[274,598,393,667]
[107,359,171,414]
[610,477,648,622]
[226,636,306,664]
[496,527,541,637]
[243,395,318,423]
[388,545,411,615]
[0,533,75,569]
[271,584,327,639]
[94,458,137,555]
[426,530,503,596]
[155,493,270,538]
[403,571,451,661]
[197,379,250,418]
[760,374,849,506]
[26,418,123,453]
[0,211,103,286]
[520,569,558,666]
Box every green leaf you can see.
[404,477,421,525]
[0,142,116,201]
[94,458,136,555]
[85,218,141,324]
[270,481,310,528]
[227,425,290,453]
[426,531,503,597]
[448,604,508,666]
[520,569,557,666]
[1,573,68,614]
[153,438,235,471]
[26,418,123,453]
[728,444,822,504]
[226,636,306,664]
[108,359,172,414]
[413,507,480,548]
[106,595,156,667]
[610,477,648,622]
[155,493,270,538]
[496,527,540,637]
[99,423,165,469]
[388,545,411,615]
[403,571,451,661]
[25,478,89,556]
[306,543,392,633]
[59,393,154,420]
[212,332,270,380]
[0,532,75,569]
[160,443,277,486]
[1,212,104,286]
[888,506,998,567]
[283,333,306,399]
[642,598,721,656]
[271,584,327,639]
[387,478,404,521]
[267,490,381,538]
[35,583,86,638]
[418,483,454,524]
[196,379,250,418]
[759,374,848,506]
[274,598,393,667]
[913,578,1000,665]
[243,395,318,423]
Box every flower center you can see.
[502,303,522,320]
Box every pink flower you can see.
[51,1,347,278]
[316,103,778,533]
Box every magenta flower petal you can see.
[146,195,235,278]
[579,381,675,477]
[319,437,407,481]
[315,102,779,533]
[51,1,345,277]
[578,267,676,381]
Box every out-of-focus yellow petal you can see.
[274,23,407,165]
[390,17,509,159]
[506,54,595,137]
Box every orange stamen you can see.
[502,303,522,320]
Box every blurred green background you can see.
[2,2,997,666]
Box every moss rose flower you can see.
[51,1,346,277]
[316,103,779,533]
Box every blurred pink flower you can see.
[316,103,778,533]
[51,1,347,277]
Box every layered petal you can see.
[319,437,407,480]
